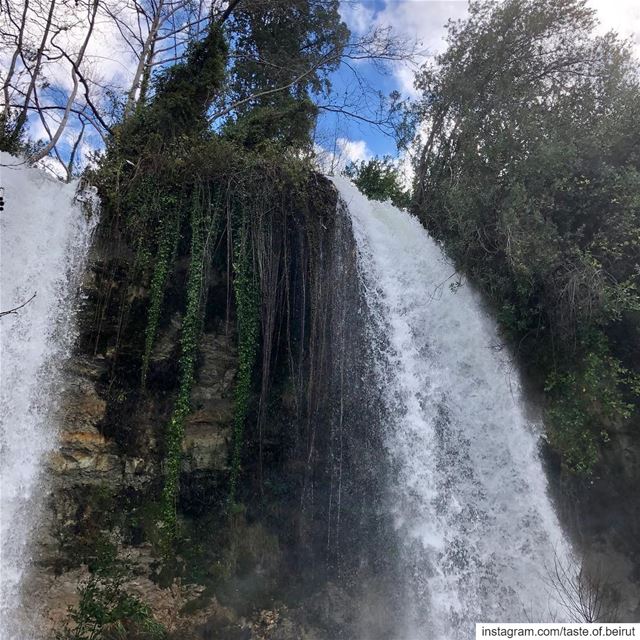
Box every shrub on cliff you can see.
[344,156,411,209]
[412,0,640,472]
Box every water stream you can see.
[0,153,97,639]
[0,157,578,638]
[332,176,576,638]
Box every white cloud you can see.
[588,0,640,57]
[340,1,377,35]
[375,0,468,54]
[339,137,372,163]
[341,0,469,97]
[340,1,639,98]
[315,137,372,173]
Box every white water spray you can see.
[0,153,97,639]
[332,177,576,638]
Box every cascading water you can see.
[331,177,577,638]
[0,153,580,638]
[0,153,97,639]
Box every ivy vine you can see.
[228,212,260,505]
[159,191,206,549]
[141,195,182,387]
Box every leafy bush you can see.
[413,0,640,472]
[344,156,411,208]
[545,332,640,473]
[56,561,166,640]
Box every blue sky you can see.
[316,0,640,173]
[314,0,469,172]
[6,0,639,177]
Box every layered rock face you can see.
[26,187,403,639]
[26,231,242,636]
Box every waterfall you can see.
[0,153,97,639]
[332,177,576,638]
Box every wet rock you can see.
[183,417,231,473]
[182,327,236,474]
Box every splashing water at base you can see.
[332,177,576,638]
[0,153,97,639]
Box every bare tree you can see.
[1,0,58,143]
[105,0,219,119]
[29,0,99,162]
[1,0,415,174]
[1,0,217,171]
[1,0,110,171]
[547,550,621,622]
[1,0,30,128]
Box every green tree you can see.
[55,554,166,640]
[413,0,640,471]
[220,0,349,148]
[344,156,411,208]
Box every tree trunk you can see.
[29,0,98,163]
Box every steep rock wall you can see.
[27,177,402,639]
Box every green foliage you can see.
[141,198,182,387]
[222,0,348,147]
[225,0,348,105]
[55,554,165,640]
[0,108,51,157]
[344,156,411,208]
[228,218,260,505]
[545,332,639,473]
[159,193,208,549]
[112,24,227,164]
[414,0,640,472]
[223,96,319,150]
[149,24,226,136]
[0,110,27,154]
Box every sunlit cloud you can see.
[588,0,640,57]
[315,137,372,173]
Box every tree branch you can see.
[0,293,37,319]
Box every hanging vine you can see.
[141,195,182,387]
[91,123,336,550]
[228,208,260,505]
[159,190,207,549]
